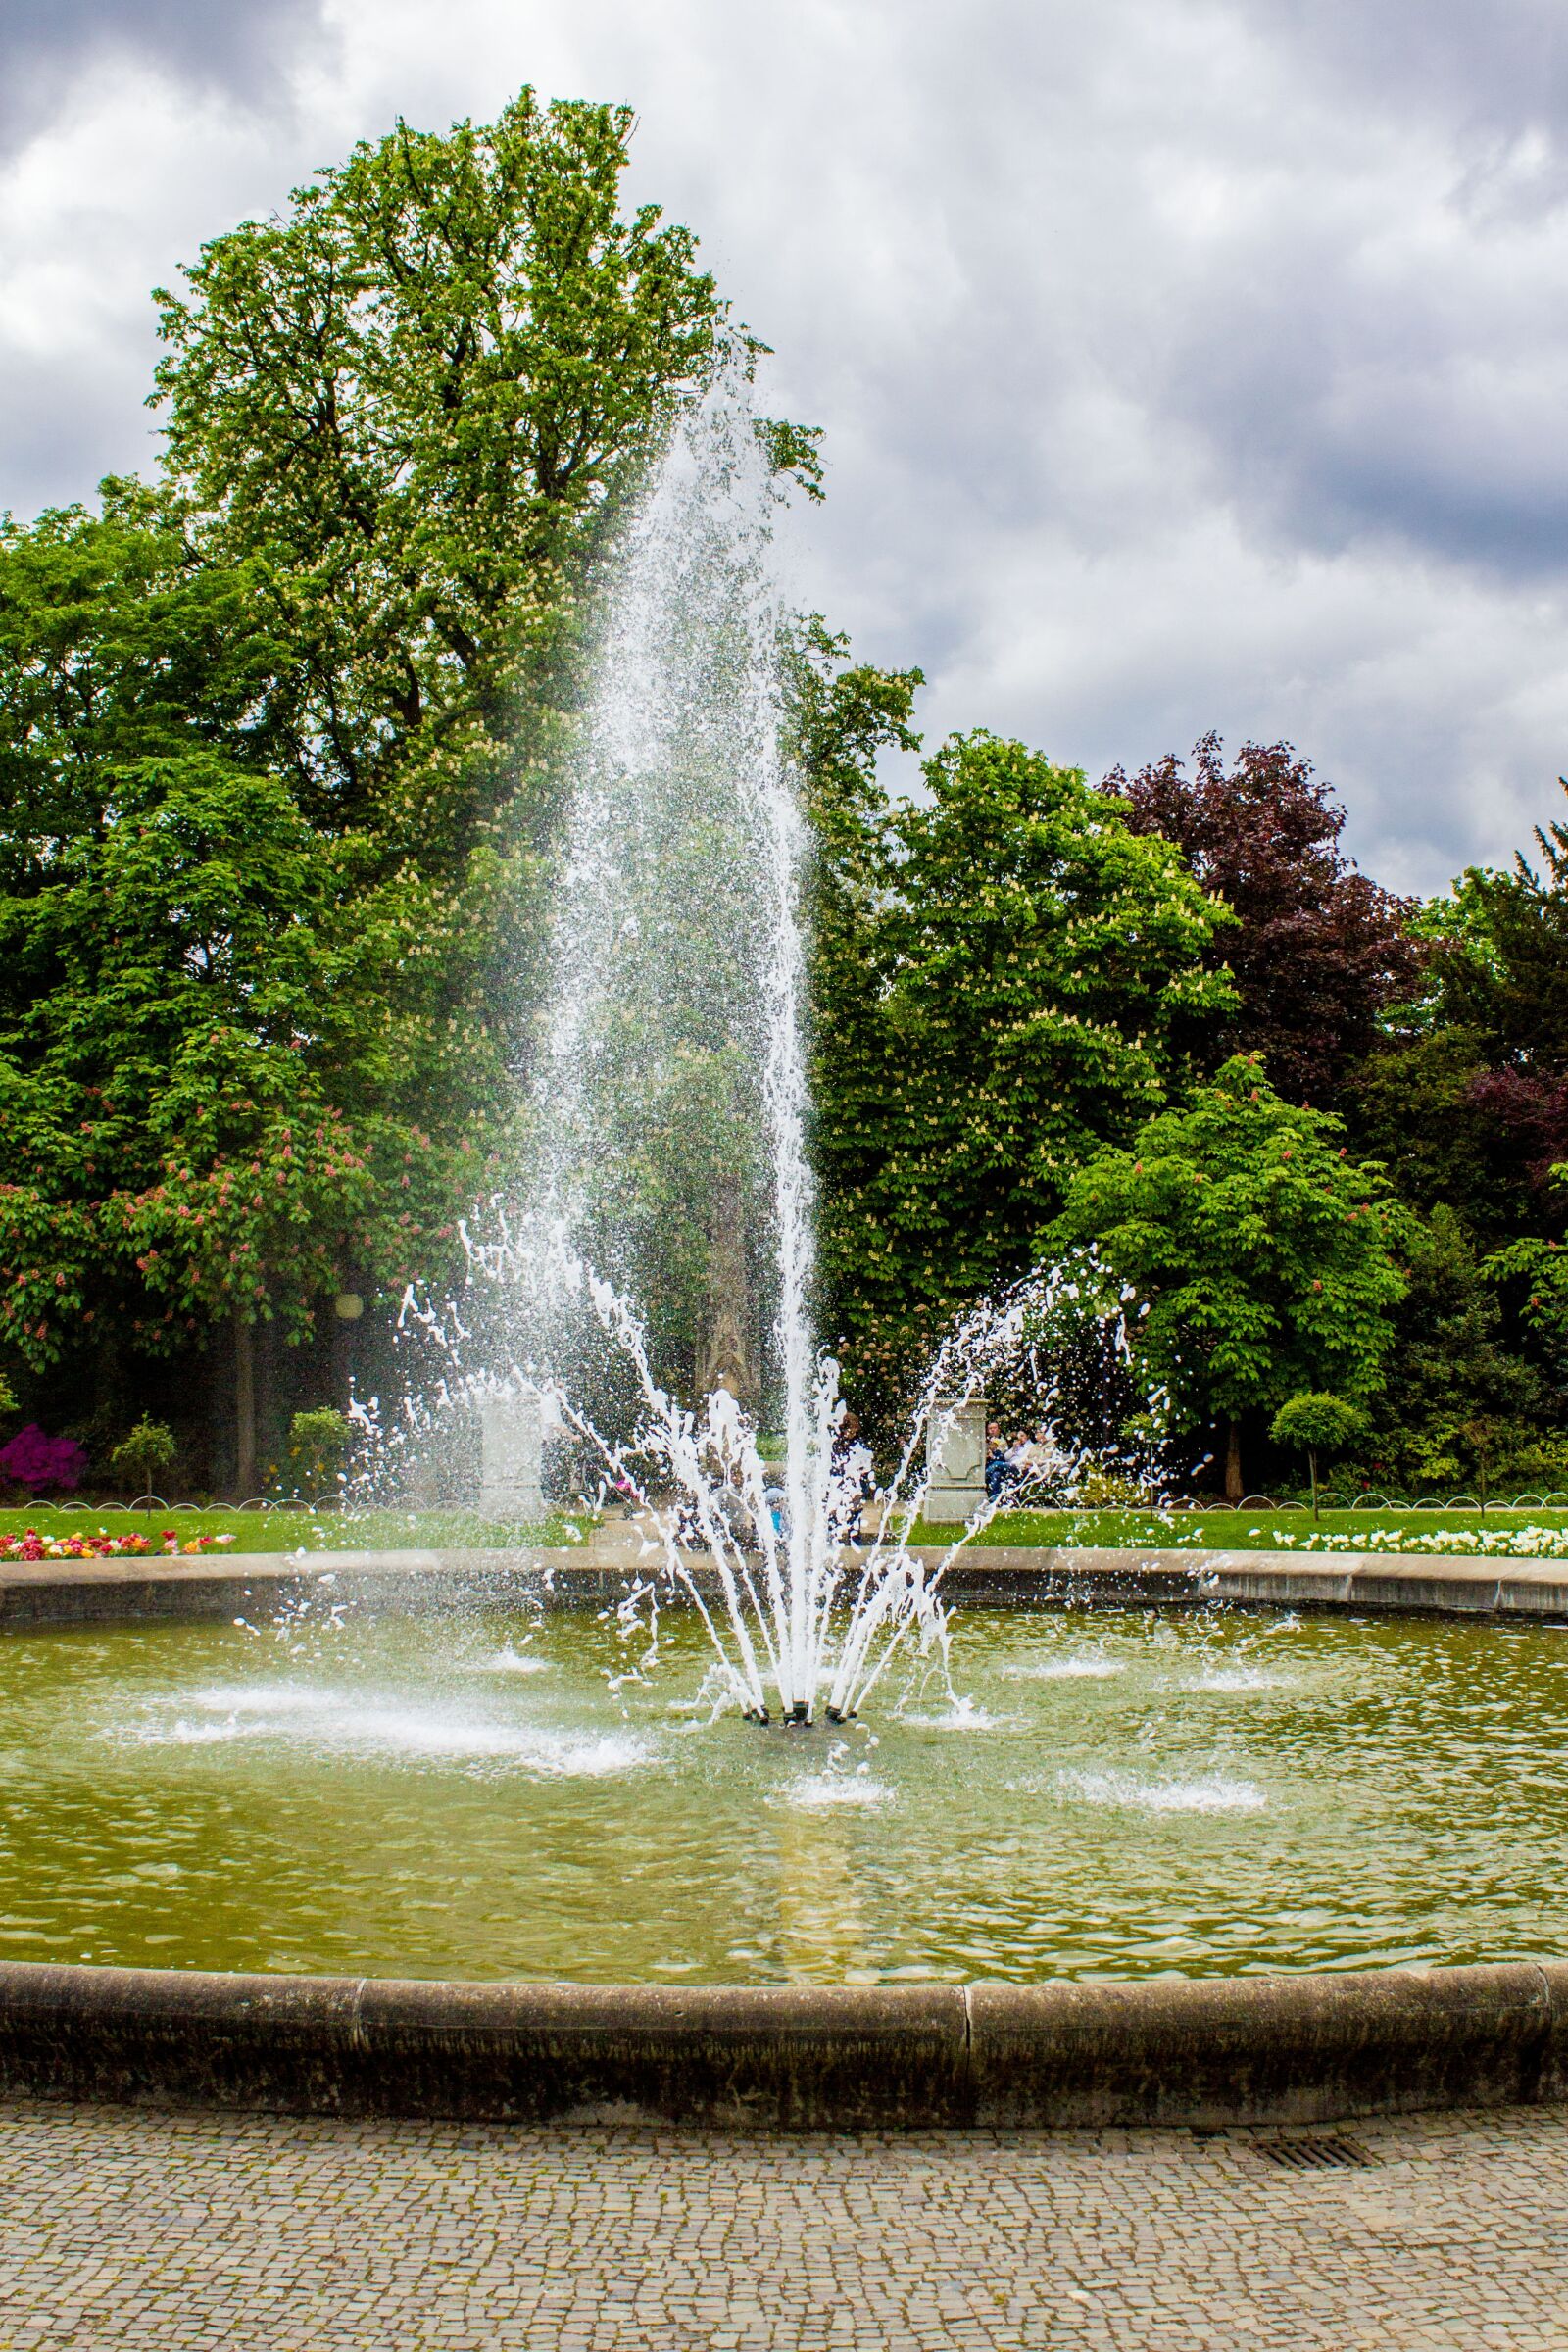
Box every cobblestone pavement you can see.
[1,2098,1566,2350]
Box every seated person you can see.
[984,1420,1015,1501]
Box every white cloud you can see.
[3,0,1566,889]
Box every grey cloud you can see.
[0,345,157,517]
[1241,0,1568,147]
[3,0,1568,892]
[0,0,329,153]
[741,0,1568,889]
[1157,298,1568,579]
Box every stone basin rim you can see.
[4,1544,1568,1629]
[3,1956,1568,2132]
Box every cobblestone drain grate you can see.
[1255,2134,1377,2172]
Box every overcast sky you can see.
[3,0,1567,891]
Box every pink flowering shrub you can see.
[0,1425,87,1494]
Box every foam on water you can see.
[114,1683,648,1778]
[1003,1656,1127,1682]
[1055,1768,1268,1815]
[119,1717,255,1749]
[899,1699,1011,1730]
[1180,1668,1291,1693]
[776,1772,896,1811]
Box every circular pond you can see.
[2,1603,1565,1984]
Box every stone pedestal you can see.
[478,1389,546,1525]
[923,1398,987,1523]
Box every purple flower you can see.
[0,1425,87,1494]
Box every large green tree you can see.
[1051,1056,1409,1497]
[0,454,504,1482]
[812,730,1236,1377]
[150,92,812,875]
[0,514,501,1479]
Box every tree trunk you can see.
[258,1310,277,1479]
[331,1313,356,1415]
[695,1166,759,1408]
[1224,1417,1244,1503]
[233,1309,256,1500]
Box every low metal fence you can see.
[1164,1492,1568,1515]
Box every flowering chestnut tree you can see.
[0,94,811,1480]
[0,706,493,1483]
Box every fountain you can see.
[0,347,1562,2121]
[427,345,1113,1727]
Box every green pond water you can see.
[1,1602,1565,1984]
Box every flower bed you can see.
[0,1528,237,1562]
[1281,1522,1568,1559]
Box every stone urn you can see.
[478,1389,546,1524]
[923,1398,987,1523]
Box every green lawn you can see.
[0,1506,595,1554]
[9,1501,1568,1562]
[901,1506,1568,1556]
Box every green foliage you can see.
[0,576,497,1364]
[1270,1393,1365,1455]
[0,1371,16,1420]
[1347,1025,1515,1240]
[1051,1056,1408,1487]
[1481,1428,1568,1494]
[1402,877,1502,990]
[288,1407,352,1494]
[1358,1205,1544,1492]
[1380,825,1568,1238]
[1484,1228,1568,1347]
[150,93,739,863]
[1269,1392,1364,1514]
[1438,856,1568,1072]
[813,729,1236,1359]
[110,1416,176,1497]
[789,616,924,859]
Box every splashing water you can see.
[389,349,1143,1724]
[465,1223,1093,1723]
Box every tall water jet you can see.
[480,342,834,1719]
[545,345,811,1445]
